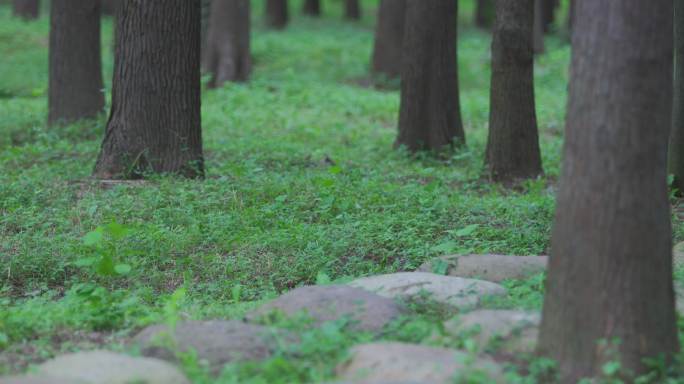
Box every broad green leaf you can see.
[83,228,104,246]
[114,264,132,275]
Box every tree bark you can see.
[533,0,545,54]
[537,1,678,382]
[203,0,251,87]
[485,0,542,183]
[672,1,684,192]
[540,0,557,33]
[344,0,361,20]
[302,0,320,16]
[474,0,495,30]
[101,0,116,16]
[371,0,406,80]
[48,0,104,126]
[265,0,288,29]
[12,0,39,20]
[395,0,464,152]
[94,0,204,179]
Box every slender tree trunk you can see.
[101,0,116,16]
[265,0,288,29]
[371,0,406,80]
[302,0,320,16]
[201,0,211,61]
[12,0,39,19]
[94,0,203,179]
[672,0,684,192]
[485,0,542,183]
[540,0,557,33]
[395,0,464,151]
[537,1,678,382]
[533,0,545,54]
[48,0,104,126]
[474,0,495,30]
[344,0,360,20]
[203,0,251,87]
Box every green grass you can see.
[1,1,683,382]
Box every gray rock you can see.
[0,376,78,384]
[419,254,547,283]
[131,320,284,374]
[348,272,506,310]
[336,342,502,384]
[35,350,189,384]
[440,309,540,354]
[245,285,403,333]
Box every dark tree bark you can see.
[533,0,545,54]
[474,0,495,30]
[671,0,684,191]
[12,0,39,20]
[48,0,104,126]
[540,0,557,33]
[94,0,204,179]
[344,0,361,20]
[371,0,406,80]
[203,0,251,87]
[395,0,464,151]
[265,0,288,29]
[485,0,542,183]
[537,1,678,382]
[101,0,116,16]
[302,0,320,16]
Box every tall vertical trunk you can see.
[669,0,684,191]
[101,0,116,16]
[203,0,251,87]
[48,0,104,126]
[540,0,557,33]
[485,0,542,183]
[12,0,39,20]
[302,0,320,16]
[94,0,203,179]
[201,0,211,61]
[474,0,495,30]
[265,0,288,29]
[533,0,545,54]
[538,1,678,382]
[344,0,361,20]
[371,0,406,80]
[395,0,464,151]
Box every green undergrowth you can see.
[1,0,684,382]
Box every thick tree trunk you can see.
[302,0,320,16]
[344,0,360,20]
[265,0,288,29]
[94,0,203,179]
[48,0,104,126]
[203,0,251,87]
[371,0,406,80]
[474,0,495,30]
[537,1,678,382]
[12,0,39,19]
[533,0,545,54]
[485,0,542,183]
[395,0,464,151]
[671,0,684,192]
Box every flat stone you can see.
[35,350,189,384]
[336,342,502,384]
[348,272,506,310]
[131,320,283,374]
[419,254,547,283]
[440,309,540,354]
[245,285,403,333]
[0,376,78,384]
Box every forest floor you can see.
[1,1,684,383]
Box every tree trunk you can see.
[540,0,557,33]
[201,0,211,60]
[94,0,204,179]
[485,0,542,183]
[533,0,545,54]
[49,0,104,126]
[671,0,684,192]
[474,0,495,30]
[302,0,320,16]
[101,0,116,16]
[395,0,464,152]
[344,0,360,20]
[371,0,406,80]
[265,0,288,29]
[12,0,39,19]
[537,1,678,382]
[203,0,251,87]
